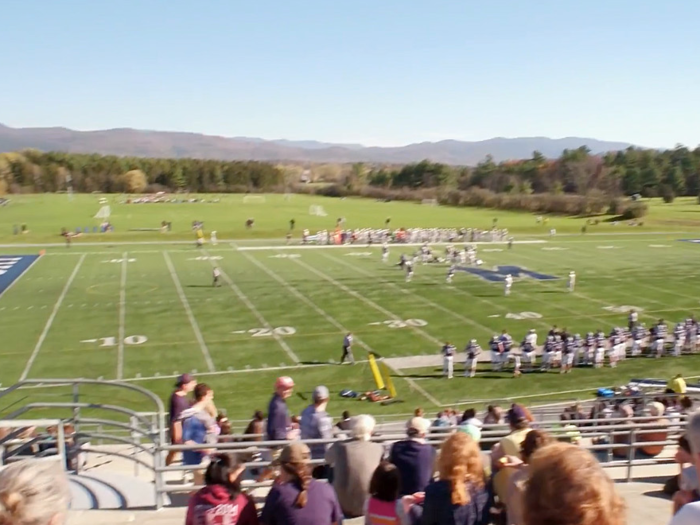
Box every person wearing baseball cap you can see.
[499,404,532,458]
[389,416,435,495]
[261,442,342,525]
[300,386,334,479]
[266,376,295,441]
[166,374,196,466]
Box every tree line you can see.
[360,145,700,202]
[0,150,285,194]
[2,145,699,216]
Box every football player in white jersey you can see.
[674,322,685,357]
[381,242,389,263]
[567,271,576,292]
[405,260,414,283]
[446,264,456,284]
[504,274,513,296]
[442,341,456,379]
[464,339,481,377]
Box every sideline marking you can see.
[164,252,215,372]
[20,254,86,380]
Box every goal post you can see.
[242,195,266,204]
[309,204,328,217]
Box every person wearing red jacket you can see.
[186,453,259,525]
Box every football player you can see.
[446,264,456,284]
[490,334,502,372]
[541,335,555,371]
[405,260,414,283]
[674,322,685,357]
[464,339,481,378]
[594,329,606,368]
[442,341,456,379]
[561,336,576,374]
[504,274,513,296]
[520,331,537,371]
[381,242,389,263]
[567,271,576,292]
[654,319,667,358]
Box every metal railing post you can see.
[72,383,80,433]
[626,427,637,482]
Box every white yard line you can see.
[116,252,128,380]
[513,249,661,323]
[20,254,86,381]
[163,251,216,372]
[324,252,528,336]
[204,250,300,364]
[291,256,447,405]
[0,254,44,300]
[292,257,442,347]
[241,251,441,406]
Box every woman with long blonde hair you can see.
[418,432,489,525]
[523,442,625,525]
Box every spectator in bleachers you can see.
[243,410,265,441]
[389,417,436,496]
[186,453,258,525]
[669,411,700,523]
[433,412,451,428]
[267,377,294,441]
[336,411,352,435]
[261,442,342,525]
[365,461,412,525]
[181,383,219,485]
[417,432,489,525]
[523,442,625,525]
[166,373,196,466]
[669,435,699,514]
[460,408,482,428]
[300,386,334,479]
[325,415,384,519]
[0,458,70,525]
[503,430,554,525]
[484,405,504,425]
[499,405,531,457]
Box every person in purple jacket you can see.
[267,376,295,441]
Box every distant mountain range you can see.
[0,123,638,165]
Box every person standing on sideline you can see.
[166,374,196,466]
[212,267,221,287]
[300,386,334,479]
[628,309,638,331]
[340,332,355,364]
[442,342,456,379]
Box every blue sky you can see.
[2,0,699,148]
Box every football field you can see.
[2,232,700,420]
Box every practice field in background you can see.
[2,237,700,419]
[2,193,700,244]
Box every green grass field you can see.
[1,194,700,423]
[3,193,700,244]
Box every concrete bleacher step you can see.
[68,471,170,510]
